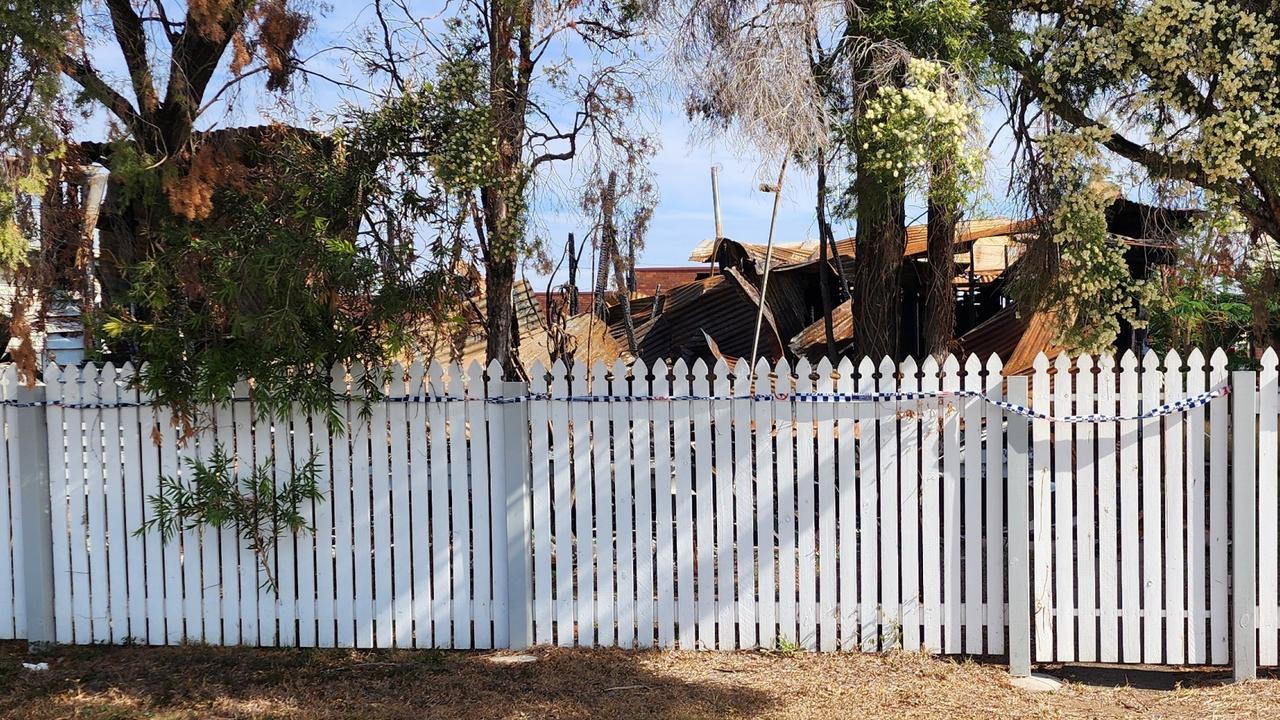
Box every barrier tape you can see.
[522,385,1230,423]
[0,383,1231,423]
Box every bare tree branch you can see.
[59,52,143,135]
[106,0,160,115]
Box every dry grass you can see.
[2,640,1279,719]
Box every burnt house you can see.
[586,196,1190,370]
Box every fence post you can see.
[1232,370,1257,682]
[1006,376,1031,677]
[502,381,533,649]
[12,382,54,652]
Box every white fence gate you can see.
[0,349,1277,677]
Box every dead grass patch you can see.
[2,641,1278,719]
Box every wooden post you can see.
[1006,376,1031,677]
[502,381,533,649]
[1232,369,1257,681]
[13,382,54,651]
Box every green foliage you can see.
[100,128,466,426]
[349,58,499,193]
[998,0,1280,351]
[0,191,31,271]
[775,636,803,655]
[0,0,76,273]
[1024,0,1280,190]
[137,443,323,595]
[833,0,991,220]
[1025,128,1162,354]
[854,59,986,209]
[1144,205,1261,356]
[1149,286,1253,352]
[862,0,987,70]
[104,140,164,209]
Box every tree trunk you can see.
[1248,263,1278,354]
[482,182,521,378]
[850,151,906,361]
[815,150,837,363]
[598,172,638,354]
[924,177,958,359]
[483,254,517,376]
[566,232,579,314]
[593,172,617,320]
[481,0,531,379]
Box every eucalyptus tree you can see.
[0,1,462,424]
[3,1,327,306]
[665,0,988,360]
[355,0,656,376]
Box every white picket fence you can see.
[0,349,1277,672]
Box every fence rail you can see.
[0,348,1277,678]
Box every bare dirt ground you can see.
[2,640,1279,719]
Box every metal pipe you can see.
[711,165,723,241]
[748,156,789,369]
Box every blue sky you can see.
[74,1,1023,284]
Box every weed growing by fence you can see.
[136,443,324,595]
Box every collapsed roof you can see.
[570,198,1190,370]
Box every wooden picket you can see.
[1262,349,1279,666]
[614,360,636,649]
[1029,354,1052,661]
[878,356,900,652]
[1208,349,1230,664]
[530,362,553,646]
[1186,349,1207,664]
[1118,352,1141,662]
[753,357,776,650]
[774,359,797,649]
[0,368,18,640]
[0,349,1271,670]
[711,359,734,649]
[1140,351,1163,662]
[897,357,921,652]
[653,360,676,648]
[634,362,655,649]
[387,364,411,648]
[983,354,1006,655]
[1095,355,1118,662]
[591,361,614,647]
[812,359,834,651]
[920,356,943,652]
[672,359,696,648]
[835,357,857,651]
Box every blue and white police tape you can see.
[0,383,1230,423]
[519,384,1231,423]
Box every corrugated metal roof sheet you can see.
[692,218,1035,271]
[790,297,1067,372]
[789,298,855,357]
[764,260,841,342]
[956,303,1065,375]
[452,312,626,369]
[831,217,1036,258]
[1006,310,1066,375]
[459,278,546,357]
[688,237,820,266]
[631,271,786,365]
